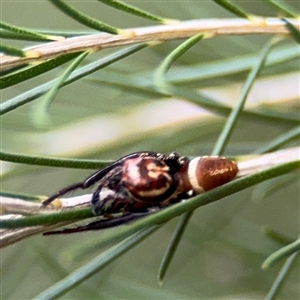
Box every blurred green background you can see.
[1,1,299,299]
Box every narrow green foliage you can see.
[251,173,298,203]
[35,29,96,37]
[212,38,274,155]
[264,252,299,300]
[262,227,294,245]
[282,18,300,43]
[257,125,300,153]
[158,210,193,283]
[33,226,158,300]
[48,0,119,34]
[31,51,89,128]
[262,238,300,269]
[88,43,299,98]
[0,28,97,40]
[211,0,250,18]
[1,53,80,89]
[96,0,168,23]
[152,37,298,137]
[0,44,26,57]
[0,150,112,169]
[0,21,57,41]
[0,30,52,41]
[0,207,93,228]
[162,44,299,84]
[0,191,43,202]
[158,38,276,283]
[156,71,298,125]
[1,45,298,127]
[154,34,204,92]
[0,44,147,115]
[89,71,299,125]
[265,0,298,18]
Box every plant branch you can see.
[1,18,299,71]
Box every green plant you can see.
[1,1,299,299]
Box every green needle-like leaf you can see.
[1,53,81,89]
[158,38,275,283]
[264,251,299,300]
[265,0,298,18]
[152,39,298,128]
[262,238,300,269]
[0,21,60,41]
[154,34,204,92]
[0,30,54,42]
[0,191,43,202]
[0,150,112,169]
[31,51,89,128]
[212,38,275,155]
[96,0,172,24]
[0,44,147,115]
[211,0,250,18]
[282,18,300,43]
[33,226,158,300]
[251,173,298,202]
[257,125,300,153]
[0,207,93,228]
[0,44,26,57]
[48,0,119,34]
[162,44,299,84]
[154,34,208,283]
[158,210,193,284]
[262,227,294,246]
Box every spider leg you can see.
[43,212,150,235]
[91,188,132,215]
[42,182,87,206]
[41,166,114,207]
[84,151,158,186]
[41,170,107,207]
[42,151,158,207]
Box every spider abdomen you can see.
[187,156,238,193]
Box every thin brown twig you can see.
[1,18,299,71]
